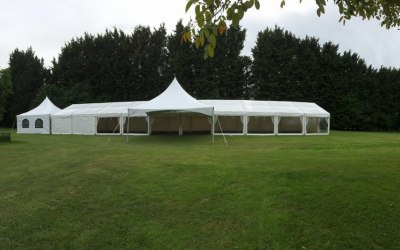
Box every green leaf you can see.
[204,28,210,38]
[205,11,212,22]
[197,13,205,27]
[280,0,285,8]
[195,4,200,16]
[255,0,260,10]
[227,7,233,20]
[200,32,205,46]
[238,7,245,20]
[185,0,193,12]
[246,0,254,9]
[210,34,216,48]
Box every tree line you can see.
[0,21,399,131]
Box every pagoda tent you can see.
[128,78,214,135]
[17,97,61,134]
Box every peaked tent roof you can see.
[17,97,61,117]
[128,78,214,116]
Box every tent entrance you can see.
[247,116,274,135]
[214,116,244,134]
[149,113,211,135]
[278,116,303,134]
[182,114,212,135]
[97,117,120,134]
[124,117,148,134]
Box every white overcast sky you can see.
[0,0,399,69]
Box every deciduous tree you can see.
[184,0,400,58]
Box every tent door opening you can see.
[149,113,212,135]
[97,117,120,134]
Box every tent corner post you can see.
[126,109,129,143]
[119,116,123,135]
[327,117,331,135]
[147,116,151,135]
[212,114,215,143]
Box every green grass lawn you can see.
[1,129,400,249]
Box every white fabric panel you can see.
[199,100,329,118]
[72,116,96,135]
[129,78,214,116]
[53,101,148,117]
[201,100,245,115]
[16,115,50,134]
[293,102,330,117]
[52,108,79,116]
[266,101,303,117]
[96,101,147,117]
[52,116,72,134]
[242,100,275,116]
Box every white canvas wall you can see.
[72,116,96,135]
[17,115,50,134]
[52,116,72,134]
[52,116,96,135]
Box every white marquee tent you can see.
[49,78,330,136]
[17,97,61,134]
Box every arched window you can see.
[35,119,43,128]
[22,119,29,128]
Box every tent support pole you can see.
[179,112,182,136]
[216,116,228,145]
[126,110,129,143]
[212,115,215,143]
[95,117,98,135]
[274,116,279,135]
[49,115,52,134]
[327,117,330,135]
[147,116,151,135]
[120,116,123,135]
[107,117,121,144]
